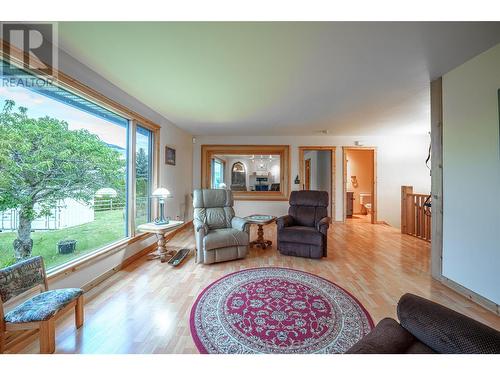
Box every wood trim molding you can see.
[440,276,500,316]
[47,221,193,284]
[47,233,150,282]
[430,78,444,280]
[201,145,290,201]
[342,147,377,224]
[298,146,336,221]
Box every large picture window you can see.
[0,60,156,271]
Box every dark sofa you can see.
[277,190,329,259]
[347,293,500,354]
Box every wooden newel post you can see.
[401,186,413,234]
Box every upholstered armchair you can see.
[0,256,84,354]
[277,190,330,259]
[193,189,250,264]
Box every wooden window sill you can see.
[47,232,152,282]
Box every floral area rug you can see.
[190,267,374,354]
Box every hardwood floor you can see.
[18,219,500,354]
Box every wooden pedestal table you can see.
[137,220,184,262]
[245,215,277,249]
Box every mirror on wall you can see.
[202,145,290,201]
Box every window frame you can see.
[210,157,225,189]
[1,40,161,279]
[134,124,155,228]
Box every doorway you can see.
[342,147,377,224]
[299,146,336,220]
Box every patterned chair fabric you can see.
[4,288,83,323]
[0,256,45,303]
[193,189,250,264]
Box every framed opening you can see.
[298,146,336,220]
[342,147,377,224]
[201,145,290,201]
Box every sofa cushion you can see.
[346,317,435,354]
[278,241,324,259]
[289,190,329,207]
[197,207,234,230]
[5,288,83,323]
[288,190,329,227]
[193,189,233,208]
[203,228,249,251]
[279,226,323,246]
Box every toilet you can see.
[359,193,372,215]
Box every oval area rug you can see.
[190,267,374,354]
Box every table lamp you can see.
[152,187,171,225]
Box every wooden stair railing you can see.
[401,186,432,242]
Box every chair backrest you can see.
[0,256,46,304]
[288,190,329,227]
[193,189,235,230]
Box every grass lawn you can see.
[0,210,126,270]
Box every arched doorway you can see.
[231,162,246,191]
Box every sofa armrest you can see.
[276,215,294,230]
[193,219,208,234]
[397,293,500,354]
[231,216,249,232]
[316,217,330,235]
[346,318,434,354]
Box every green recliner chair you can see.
[192,189,250,264]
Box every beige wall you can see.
[345,149,373,214]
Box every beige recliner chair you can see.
[193,189,250,264]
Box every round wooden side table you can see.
[245,215,277,249]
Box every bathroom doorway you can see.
[342,147,377,224]
[299,146,336,220]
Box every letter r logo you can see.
[1,22,57,77]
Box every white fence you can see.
[0,199,94,232]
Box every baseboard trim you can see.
[440,276,500,316]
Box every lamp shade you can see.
[152,187,171,198]
[218,182,227,189]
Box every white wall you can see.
[49,49,193,289]
[193,135,430,227]
[316,150,331,193]
[303,150,332,215]
[442,43,500,305]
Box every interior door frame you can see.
[342,146,377,224]
[298,146,336,221]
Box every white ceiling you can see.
[58,22,500,136]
